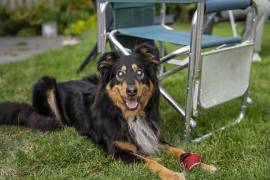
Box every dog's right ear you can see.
[97,51,119,71]
[97,51,119,81]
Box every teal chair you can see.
[96,0,257,142]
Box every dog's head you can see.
[97,44,159,120]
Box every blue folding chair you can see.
[96,0,257,142]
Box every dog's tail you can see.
[0,76,63,131]
[0,102,62,131]
[0,102,32,126]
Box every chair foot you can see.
[190,119,197,128]
[247,97,253,104]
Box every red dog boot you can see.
[180,152,201,170]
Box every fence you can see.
[0,0,54,10]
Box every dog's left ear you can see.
[134,43,160,65]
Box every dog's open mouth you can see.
[125,98,138,111]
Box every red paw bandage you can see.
[180,152,201,170]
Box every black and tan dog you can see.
[0,44,216,180]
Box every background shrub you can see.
[0,1,195,36]
[0,0,96,36]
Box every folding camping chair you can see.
[96,0,257,142]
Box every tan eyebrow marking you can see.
[132,64,138,72]
[121,65,127,73]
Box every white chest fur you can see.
[127,117,160,155]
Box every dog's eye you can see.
[116,71,124,81]
[136,69,144,78]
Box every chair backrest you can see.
[112,3,155,29]
[110,0,253,28]
[107,3,156,50]
[199,42,254,108]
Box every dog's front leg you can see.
[114,141,185,180]
[162,144,217,173]
[134,153,185,180]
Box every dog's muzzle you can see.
[125,85,138,110]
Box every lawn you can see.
[0,22,270,179]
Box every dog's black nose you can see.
[127,85,137,97]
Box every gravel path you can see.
[0,36,66,64]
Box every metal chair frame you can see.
[96,0,258,142]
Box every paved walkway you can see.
[0,36,66,64]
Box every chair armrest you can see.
[205,0,252,14]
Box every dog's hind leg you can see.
[163,145,217,173]
[32,76,58,116]
[113,141,185,180]
[26,110,63,131]
[32,76,63,126]
[47,89,62,124]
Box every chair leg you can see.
[236,89,250,123]
[159,85,197,128]
[191,89,251,143]
[184,2,205,142]
[159,42,166,76]
[77,43,98,73]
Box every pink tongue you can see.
[126,99,138,109]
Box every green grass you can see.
[1,22,270,179]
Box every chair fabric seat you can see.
[117,25,241,48]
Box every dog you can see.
[0,44,216,180]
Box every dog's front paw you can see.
[160,170,185,180]
[169,172,186,180]
[200,163,217,174]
